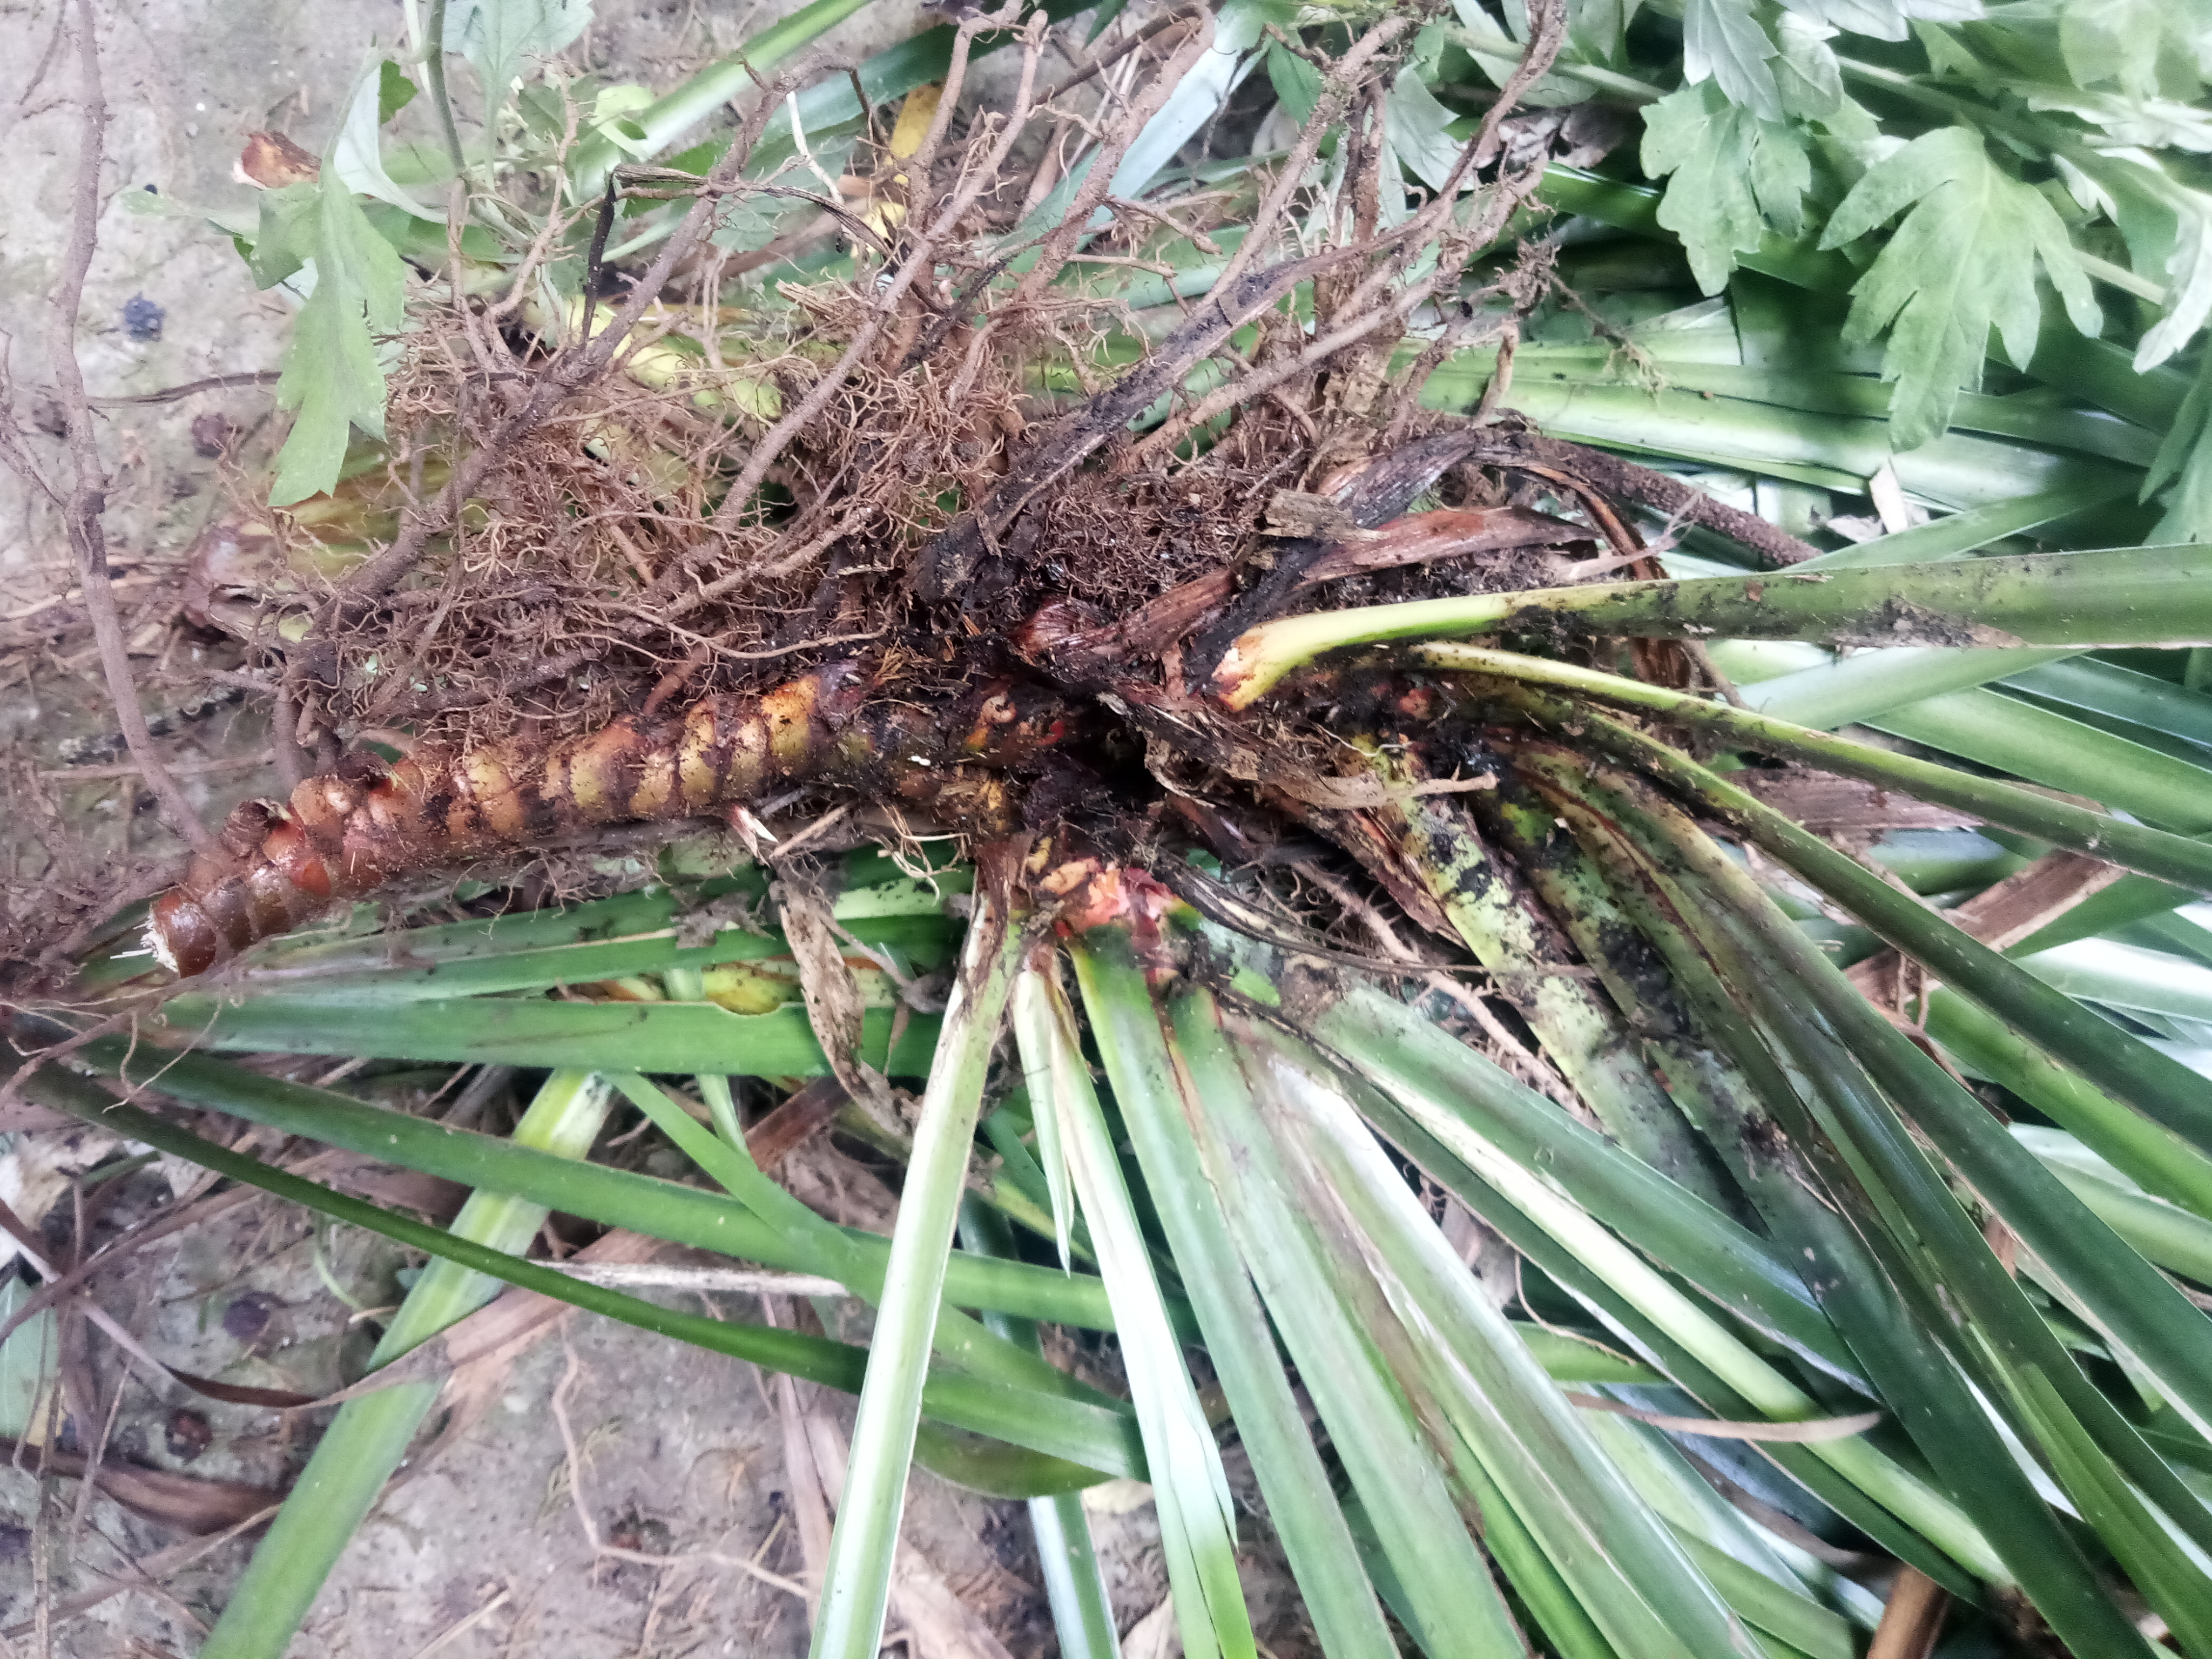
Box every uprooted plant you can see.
[16,0,2212,1656]
[129,1,1604,970]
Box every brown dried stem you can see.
[1035,2,1209,109]
[1006,12,1217,305]
[318,53,826,615]
[898,2,1021,245]
[1208,16,1413,298]
[707,7,1048,541]
[85,371,281,408]
[1130,0,1568,464]
[45,0,215,854]
[1471,428,1822,567]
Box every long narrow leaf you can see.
[156,994,942,1075]
[1259,944,1994,1574]
[1324,1054,1985,1596]
[44,1022,1131,1333]
[812,872,1022,1659]
[1561,744,2212,1426]
[1415,643,2212,892]
[961,1199,1122,1659]
[606,1071,1104,1406]
[1563,758,2212,1568]
[1292,967,1862,1386]
[1249,1028,1761,1659]
[1737,646,2081,730]
[1069,926,1401,1659]
[1911,952,2212,1221]
[18,1062,1139,1481]
[1164,987,1526,1659]
[1018,961,1258,1659]
[1873,689,2212,832]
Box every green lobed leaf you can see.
[2065,151,2212,371]
[447,0,590,111]
[1819,127,2102,449]
[268,174,409,507]
[1682,0,1783,122]
[330,60,439,220]
[1641,82,1813,294]
[1780,0,1914,43]
[1532,164,2190,433]
[1773,13,1844,118]
[1385,67,1468,194]
[2057,0,2198,98]
[245,182,320,291]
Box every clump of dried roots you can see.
[9,0,1812,989]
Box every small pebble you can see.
[190,411,236,457]
[222,1291,276,1345]
[166,1407,213,1462]
[121,294,164,342]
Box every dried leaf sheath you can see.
[146,668,1076,976]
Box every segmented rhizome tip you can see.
[144,666,1078,978]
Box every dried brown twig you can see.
[1132,0,1572,464]
[32,0,215,854]
[84,371,281,408]
[1005,12,1216,306]
[707,3,1050,539]
[1209,16,1413,298]
[304,50,841,618]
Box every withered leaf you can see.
[238,131,321,190]
[1297,507,1588,586]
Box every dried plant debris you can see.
[1,0,1812,994]
[4,0,1690,995]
